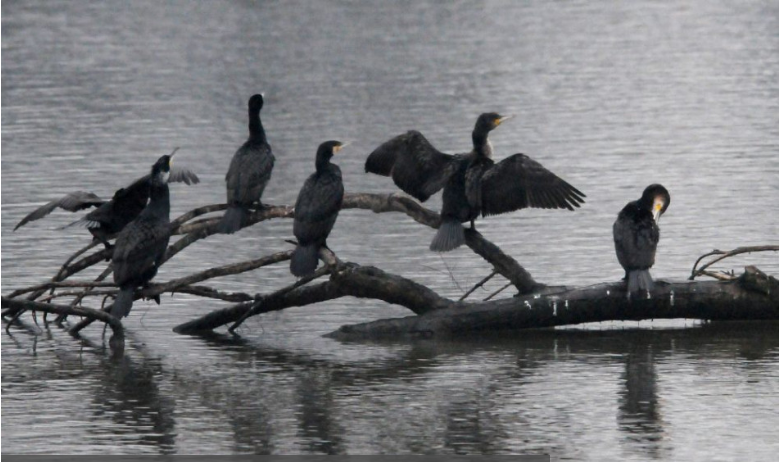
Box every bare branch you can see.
[342,193,540,292]
[690,245,779,280]
[460,271,497,301]
[2,296,124,346]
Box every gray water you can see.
[1,0,778,459]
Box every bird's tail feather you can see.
[627,269,654,294]
[290,244,319,277]
[219,206,247,234]
[111,288,135,319]
[429,220,465,252]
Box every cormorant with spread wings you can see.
[366,113,585,251]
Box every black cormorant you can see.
[290,141,345,277]
[14,149,198,249]
[613,184,670,296]
[111,154,176,319]
[366,113,585,252]
[219,94,275,234]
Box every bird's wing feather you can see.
[480,153,586,216]
[226,144,274,204]
[293,171,343,244]
[365,130,455,202]
[169,166,201,185]
[613,207,659,269]
[112,219,171,284]
[15,191,105,230]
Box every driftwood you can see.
[3,192,779,350]
[328,267,778,340]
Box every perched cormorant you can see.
[613,184,670,296]
[366,113,585,252]
[14,148,198,249]
[111,154,176,319]
[290,141,345,277]
[219,94,275,234]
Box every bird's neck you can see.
[147,183,170,219]
[472,130,492,159]
[248,108,267,143]
[316,156,331,174]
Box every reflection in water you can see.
[295,370,345,455]
[618,340,666,460]
[91,355,177,454]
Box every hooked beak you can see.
[334,141,351,154]
[168,147,180,166]
[652,201,663,223]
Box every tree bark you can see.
[326,267,778,341]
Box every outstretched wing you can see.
[365,130,457,202]
[480,153,585,216]
[169,166,201,185]
[14,191,105,230]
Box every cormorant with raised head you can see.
[111,154,176,319]
[290,141,345,277]
[613,184,670,296]
[14,148,198,249]
[219,94,275,234]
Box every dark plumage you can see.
[290,141,345,277]
[613,184,671,296]
[365,130,460,202]
[366,113,585,252]
[14,148,198,249]
[111,154,176,319]
[432,113,585,251]
[219,94,275,234]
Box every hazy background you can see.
[2,0,778,459]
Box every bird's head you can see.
[641,184,670,223]
[475,112,514,134]
[248,93,264,112]
[151,149,177,185]
[316,140,348,169]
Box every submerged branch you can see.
[1,296,124,346]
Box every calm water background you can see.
[1,0,778,459]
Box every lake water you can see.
[1,0,778,459]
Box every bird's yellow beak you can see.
[495,114,515,126]
[169,147,180,166]
[652,200,664,223]
[334,141,351,154]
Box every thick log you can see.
[326,269,779,341]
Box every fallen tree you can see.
[2,192,778,350]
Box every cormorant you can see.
[290,141,345,277]
[219,94,275,234]
[365,113,585,252]
[613,184,670,296]
[111,154,176,319]
[14,148,198,249]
